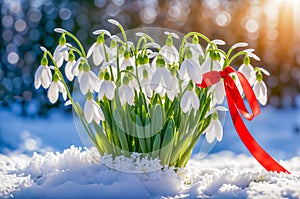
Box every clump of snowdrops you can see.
[34,19,269,168]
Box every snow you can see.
[1,147,299,198]
[0,99,300,198]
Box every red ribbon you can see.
[197,66,290,174]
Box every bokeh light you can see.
[1,0,300,116]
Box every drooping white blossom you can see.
[238,63,256,86]
[180,82,200,113]
[159,31,180,63]
[87,30,111,66]
[84,94,105,124]
[205,106,227,143]
[98,80,116,101]
[47,78,67,104]
[209,80,226,105]
[53,34,68,68]
[150,67,173,92]
[118,76,135,106]
[179,48,203,84]
[253,80,267,105]
[79,66,101,94]
[34,64,52,89]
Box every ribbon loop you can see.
[197,66,290,174]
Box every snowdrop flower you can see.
[253,69,269,105]
[159,31,179,63]
[84,92,105,124]
[166,67,180,101]
[180,81,200,113]
[208,80,225,105]
[187,36,204,62]
[98,72,116,101]
[150,57,173,92]
[109,37,119,58]
[34,56,52,89]
[87,30,111,66]
[79,63,101,94]
[137,55,153,81]
[47,73,67,103]
[205,106,227,143]
[238,56,256,86]
[64,50,76,81]
[53,33,68,68]
[118,76,135,106]
[201,53,222,74]
[179,47,203,84]
[120,51,135,70]
[140,69,153,98]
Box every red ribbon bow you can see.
[197,66,290,174]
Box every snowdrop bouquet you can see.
[34,19,269,169]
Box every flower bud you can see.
[187,80,194,90]
[166,35,173,46]
[110,39,117,48]
[41,54,48,66]
[192,35,199,44]
[256,71,263,81]
[86,91,93,100]
[185,48,193,59]
[53,72,59,82]
[143,68,148,78]
[96,34,105,44]
[83,62,90,72]
[59,34,66,45]
[68,50,75,62]
[123,76,129,85]
[104,71,110,80]
[243,55,250,65]
[212,111,218,120]
[156,56,165,67]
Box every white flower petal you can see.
[105,81,116,100]
[110,35,122,42]
[40,46,47,52]
[34,65,43,89]
[84,100,94,123]
[64,100,72,106]
[65,61,75,81]
[214,81,225,104]
[48,82,59,103]
[187,59,202,84]
[190,91,200,111]
[54,28,67,33]
[108,19,120,26]
[87,43,96,58]
[215,120,223,141]
[231,42,248,50]
[79,73,90,94]
[93,29,111,36]
[258,67,270,76]
[180,91,190,113]
[212,39,226,45]
[161,68,173,90]
[205,124,216,144]
[150,70,161,90]
[93,45,104,66]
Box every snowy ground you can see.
[0,101,300,198]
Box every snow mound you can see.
[1,146,299,198]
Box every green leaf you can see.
[151,134,161,159]
[160,125,174,166]
[150,104,164,136]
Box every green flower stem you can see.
[64,32,87,58]
[68,46,83,57]
[179,32,211,64]
[227,51,248,67]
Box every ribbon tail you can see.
[226,87,290,174]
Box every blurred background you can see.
[1,0,300,116]
[0,0,300,155]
